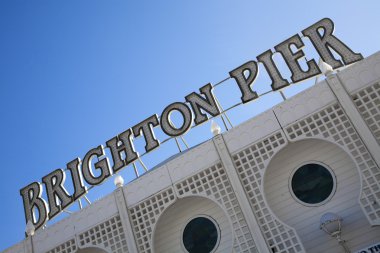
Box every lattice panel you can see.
[175,163,258,253]
[352,82,380,145]
[232,131,304,253]
[46,239,77,253]
[129,187,176,253]
[285,103,380,224]
[77,215,128,253]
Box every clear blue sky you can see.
[0,0,379,250]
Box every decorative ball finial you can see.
[211,120,221,136]
[25,220,35,237]
[114,174,124,188]
[319,58,334,76]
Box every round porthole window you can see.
[182,216,220,253]
[290,162,336,206]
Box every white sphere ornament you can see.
[211,120,221,136]
[319,59,334,76]
[114,175,124,188]
[25,220,35,236]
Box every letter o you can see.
[160,102,193,137]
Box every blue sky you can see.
[0,0,379,250]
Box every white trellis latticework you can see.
[284,103,380,224]
[232,131,305,253]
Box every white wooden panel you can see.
[166,141,219,183]
[124,164,172,207]
[351,82,380,145]
[153,196,233,253]
[33,194,118,253]
[273,80,336,127]
[129,187,176,253]
[264,139,380,253]
[338,51,380,93]
[174,163,258,252]
[223,109,281,154]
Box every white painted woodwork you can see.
[213,134,271,253]
[76,248,107,253]
[33,194,118,253]
[264,139,380,253]
[153,196,233,253]
[3,52,380,253]
[338,50,380,93]
[326,74,380,167]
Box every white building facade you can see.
[3,52,380,253]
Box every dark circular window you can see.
[291,163,335,205]
[182,216,219,253]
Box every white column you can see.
[23,237,33,253]
[114,188,139,253]
[326,74,380,167]
[212,134,271,253]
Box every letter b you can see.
[20,182,48,231]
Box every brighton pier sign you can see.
[20,18,363,231]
